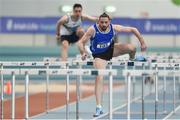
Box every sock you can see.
[97,104,102,108]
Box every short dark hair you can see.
[73,3,82,10]
[99,12,111,20]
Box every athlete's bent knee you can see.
[76,29,84,37]
[128,44,136,53]
[62,41,69,50]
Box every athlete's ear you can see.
[109,17,112,22]
[97,19,100,24]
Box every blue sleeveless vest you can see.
[90,24,115,54]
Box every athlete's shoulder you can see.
[81,14,88,19]
[59,15,69,23]
[112,24,124,31]
[88,26,95,32]
[112,24,122,28]
[85,26,95,36]
[82,14,98,22]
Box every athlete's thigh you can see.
[113,43,132,57]
[94,58,107,69]
[61,39,69,48]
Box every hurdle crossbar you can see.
[0,69,117,76]
[0,61,71,67]
[1,68,117,120]
[151,63,180,68]
[0,61,153,67]
[123,70,180,77]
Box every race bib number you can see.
[97,42,110,48]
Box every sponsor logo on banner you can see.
[0,17,180,34]
[144,20,178,33]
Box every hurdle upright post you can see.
[0,64,4,120]
[126,72,131,120]
[45,64,49,113]
[11,71,15,120]
[66,63,70,120]
[124,62,128,103]
[177,62,180,100]
[154,64,158,120]
[173,65,176,112]
[179,74,180,100]
[109,66,113,120]
[142,63,145,120]
[132,63,136,99]
[163,66,167,114]
[76,64,81,120]
[25,71,29,120]
[124,61,131,104]
[78,63,82,100]
[149,60,154,94]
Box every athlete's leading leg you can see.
[94,58,107,117]
[61,40,69,61]
[113,43,136,60]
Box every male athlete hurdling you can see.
[56,3,97,61]
[78,12,147,117]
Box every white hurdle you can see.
[0,60,151,120]
[0,68,117,120]
[45,64,50,114]
[0,61,71,117]
[155,65,158,120]
[11,71,16,120]
[42,55,180,118]
[43,58,179,118]
[123,69,180,119]
[152,62,180,114]
[25,71,29,120]
[0,61,93,119]
[1,58,180,119]
[66,63,70,120]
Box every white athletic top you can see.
[60,13,82,35]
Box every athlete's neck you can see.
[71,14,80,21]
[97,25,110,33]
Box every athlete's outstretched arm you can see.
[82,14,98,22]
[78,26,94,56]
[113,25,147,52]
[56,15,68,40]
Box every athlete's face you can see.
[98,17,110,31]
[73,7,82,17]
